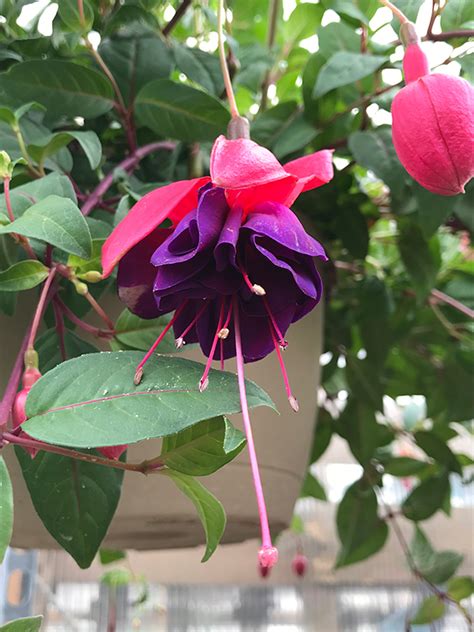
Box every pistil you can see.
[233,296,278,568]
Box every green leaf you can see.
[383,456,429,477]
[68,239,105,276]
[15,448,124,569]
[0,195,92,258]
[58,0,94,31]
[318,22,361,59]
[283,3,324,42]
[301,472,327,500]
[348,128,407,196]
[346,355,384,410]
[441,0,473,31]
[414,431,462,475]
[99,549,126,565]
[415,185,457,238]
[337,398,385,465]
[398,222,440,299]
[334,204,369,260]
[0,456,13,563]
[163,470,225,562]
[23,352,274,448]
[36,328,98,373]
[160,416,246,476]
[135,79,230,142]
[402,471,450,521]
[173,45,224,96]
[411,526,463,584]
[99,26,173,104]
[0,616,43,632]
[114,309,176,352]
[447,576,474,601]
[313,52,386,98]
[392,0,424,23]
[0,173,77,219]
[411,596,445,625]
[28,131,102,170]
[308,408,333,463]
[0,61,114,121]
[336,480,388,567]
[101,568,131,587]
[357,277,392,366]
[0,260,49,292]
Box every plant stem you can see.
[381,494,472,627]
[163,0,193,36]
[53,299,67,361]
[3,176,38,259]
[217,0,239,118]
[27,267,57,352]
[56,296,115,338]
[0,326,31,427]
[13,127,42,177]
[379,0,409,24]
[426,28,474,40]
[260,0,280,111]
[81,141,175,216]
[431,289,474,319]
[1,432,164,475]
[82,291,115,331]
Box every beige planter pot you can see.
[1,293,323,551]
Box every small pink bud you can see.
[258,563,271,579]
[12,388,29,429]
[258,545,279,569]
[292,554,308,578]
[22,367,42,389]
[97,445,128,460]
[392,44,474,196]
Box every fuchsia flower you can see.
[12,367,42,458]
[392,24,474,196]
[102,126,333,567]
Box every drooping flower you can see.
[391,22,474,196]
[292,553,308,578]
[102,122,333,567]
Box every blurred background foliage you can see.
[0,0,473,625]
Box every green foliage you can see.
[163,470,226,562]
[0,0,472,590]
[0,457,13,563]
[23,352,273,448]
[411,596,445,624]
[0,617,43,632]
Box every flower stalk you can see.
[217,0,240,119]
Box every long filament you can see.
[233,296,278,567]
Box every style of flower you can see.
[102,130,333,567]
[391,23,474,196]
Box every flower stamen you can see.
[233,296,278,568]
[199,299,226,391]
[263,297,288,349]
[269,321,299,412]
[238,263,266,296]
[175,300,208,348]
[134,301,188,384]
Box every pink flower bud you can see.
[97,445,128,460]
[392,43,474,196]
[291,554,308,578]
[12,388,30,429]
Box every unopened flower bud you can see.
[391,28,474,196]
[24,348,39,370]
[82,270,103,283]
[291,553,308,578]
[0,151,13,179]
[73,280,89,295]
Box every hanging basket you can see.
[2,296,323,551]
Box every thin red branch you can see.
[81,141,175,216]
[27,268,57,352]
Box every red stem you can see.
[163,0,192,36]
[27,268,57,351]
[82,291,115,330]
[431,289,474,319]
[56,296,115,338]
[0,326,31,427]
[53,299,67,361]
[81,142,175,216]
